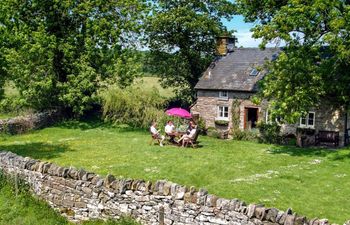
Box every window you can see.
[300,112,315,128]
[218,106,229,120]
[219,91,228,99]
[250,68,260,76]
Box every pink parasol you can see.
[166,107,192,119]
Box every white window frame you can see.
[217,106,229,120]
[299,111,315,128]
[219,91,228,100]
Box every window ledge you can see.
[215,117,229,121]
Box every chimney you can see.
[216,36,236,56]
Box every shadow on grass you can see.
[0,142,74,160]
[267,145,350,161]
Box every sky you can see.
[223,15,263,48]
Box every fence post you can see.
[159,206,164,225]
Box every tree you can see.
[0,0,146,115]
[145,0,236,102]
[237,0,350,122]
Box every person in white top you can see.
[150,121,165,146]
[177,124,197,147]
[164,120,176,143]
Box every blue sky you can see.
[223,15,262,47]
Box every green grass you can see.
[0,119,350,223]
[134,77,175,98]
[0,113,16,120]
[0,173,139,225]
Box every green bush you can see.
[100,85,166,128]
[196,117,207,134]
[206,127,220,138]
[258,122,282,144]
[0,97,28,116]
[231,129,259,141]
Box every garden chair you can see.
[149,133,160,145]
[182,129,200,148]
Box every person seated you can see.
[150,122,165,147]
[177,124,197,147]
[186,120,195,134]
[164,120,176,143]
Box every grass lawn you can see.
[0,120,349,223]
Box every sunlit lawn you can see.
[0,119,350,224]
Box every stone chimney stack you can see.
[216,36,236,56]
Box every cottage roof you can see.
[195,48,280,92]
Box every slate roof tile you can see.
[195,48,280,92]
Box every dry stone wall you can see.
[0,151,349,225]
[0,110,62,135]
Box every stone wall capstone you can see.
[0,151,348,225]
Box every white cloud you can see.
[235,31,284,48]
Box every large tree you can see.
[145,0,236,102]
[0,0,146,114]
[237,0,350,122]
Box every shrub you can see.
[258,121,282,144]
[231,129,259,141]
[0,96,28,116]
[100,85,166,128]
[207,127,220,138]
[196,117,207,135]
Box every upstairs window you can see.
[300,112,315,128]
[218,106,229,120]
[219,91,228,100]
[250,68,260,76]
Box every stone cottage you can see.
[191,44,350,146]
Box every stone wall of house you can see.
[192,90,259,131]
[2,151,348,225]
[0,110,63,135]
[193,90,349,146]
[314,105,346,146]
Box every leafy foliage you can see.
[100,85,166,128]
[145,0,236,101]
[258,122,282,144]
[231,129,259,141]
[0,0,146,115]
[237,0,350,122]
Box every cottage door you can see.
[244,107,258,130]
